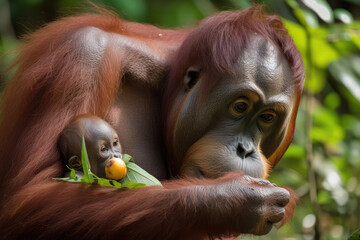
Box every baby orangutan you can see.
[58,114,122,178]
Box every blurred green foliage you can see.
[267,1,360,239]
[1,0,360,239]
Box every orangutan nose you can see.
[237,144,255,159]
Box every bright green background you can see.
[1,0,360,239]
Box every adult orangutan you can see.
[0,5,304,240]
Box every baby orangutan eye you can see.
[113,139,119,146]
[101,146,108,152]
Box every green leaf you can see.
[54,148,160,189]
[93,173,143,189]
[334,9,353,24]
[97,177,121,188]
[302,10,319,28]
[110,180,122,188]
[122,182,146,189]
[69,168,76,179]
[285,0,298,9]
[310,30,339,68]
[80,136,94,184]
[93,173,145,189]
[53,167,82,183]
[328,57,360,107]
[121,162,162,186]
[285,0,319,28]
[53,176,82,183]
[348,229,360,240]
[94,177,123,189]
[122,154,134,164]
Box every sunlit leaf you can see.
[295,8,319,28]
[310,32,339,68]
[285,0,318,28]
[328,57,360,114]
[302,0,334,23]
[334,9,353,24]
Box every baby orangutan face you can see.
[58,115,122,178]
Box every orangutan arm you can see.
[0,171,295,240]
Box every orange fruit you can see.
[105,158,127,180]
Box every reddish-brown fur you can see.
[0,6,301,239]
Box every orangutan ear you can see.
[68,155,81,170]
[184,66,201,91]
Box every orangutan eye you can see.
[230,98,249,118]
[113,139,119,146]
[234,102,248,112]
[259,111,276,123]
[101,146,108,152]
